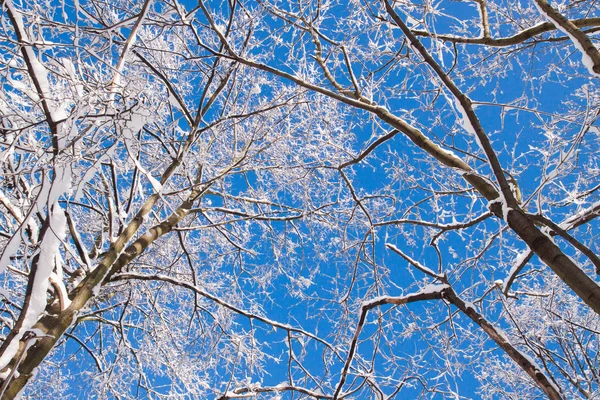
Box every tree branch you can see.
[534,0,600,75]
[411,18,600,47]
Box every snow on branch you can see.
[0,200,68,372]
[218,383,333,400]
[109,0,154,95]
[559,200,600,231]
[441,288,563,399]
[531,213,600,274]
[382,0,517,204]
[534,0,600,76]
[333,286,448,399]
[504,206,600,294]
[4,0,68,139]
[503,248,534,295]
[386,243,444,279]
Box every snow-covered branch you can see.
[534,0,600,75]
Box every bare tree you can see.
[0,0,599,398]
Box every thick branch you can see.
[504,209,600,314]
[2,0,64,154]
[534,0,600,75]
[530,214,600,274]
[0,158,187,398]
[504,202,600,293]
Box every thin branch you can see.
[332,286,448,399]
[339,129,400,169]
[411,18,600,47]
[385,244,444,279]
[383,0,516,207]
[112,272,338,353]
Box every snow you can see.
[0,190,24,224]
[74,141,118,200]
[494,192,511,222]
[6,1,68,122]
[27,328,51,339]
[420,283,449,294]
[0,230,24,275]
[48,164,72,206]
[502,205,512,222]
[475,3,485,38]
[62,58,83,96]
[559,200,600,230]
[440,148,458,158]
[1,202,68,366]
[147,175,163,193]
[362,296,388,308]
[122,109,162,194]
[6,74,40,102]
[222,391,245,399]
[444,91,491,160]
[534,1,600,76]
[0,162,72,369]
[250,84,261,95]
[0,341,21,373]
[495,327,511,343]
[540,226,557,244]
[168,92,183,110]
[74,161,102,201]
[514,248,531,270]
[487,195,511,222]
[503,248,531,288]
[0,172,52,276]
[215,23,226,35]
[50,272,71,310]
[449,94,476,136]
[362,284,450,308]
[0,76,72,368]
[110,0,152,94]
[92,283,103,297]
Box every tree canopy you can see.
[0,0,599,398]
